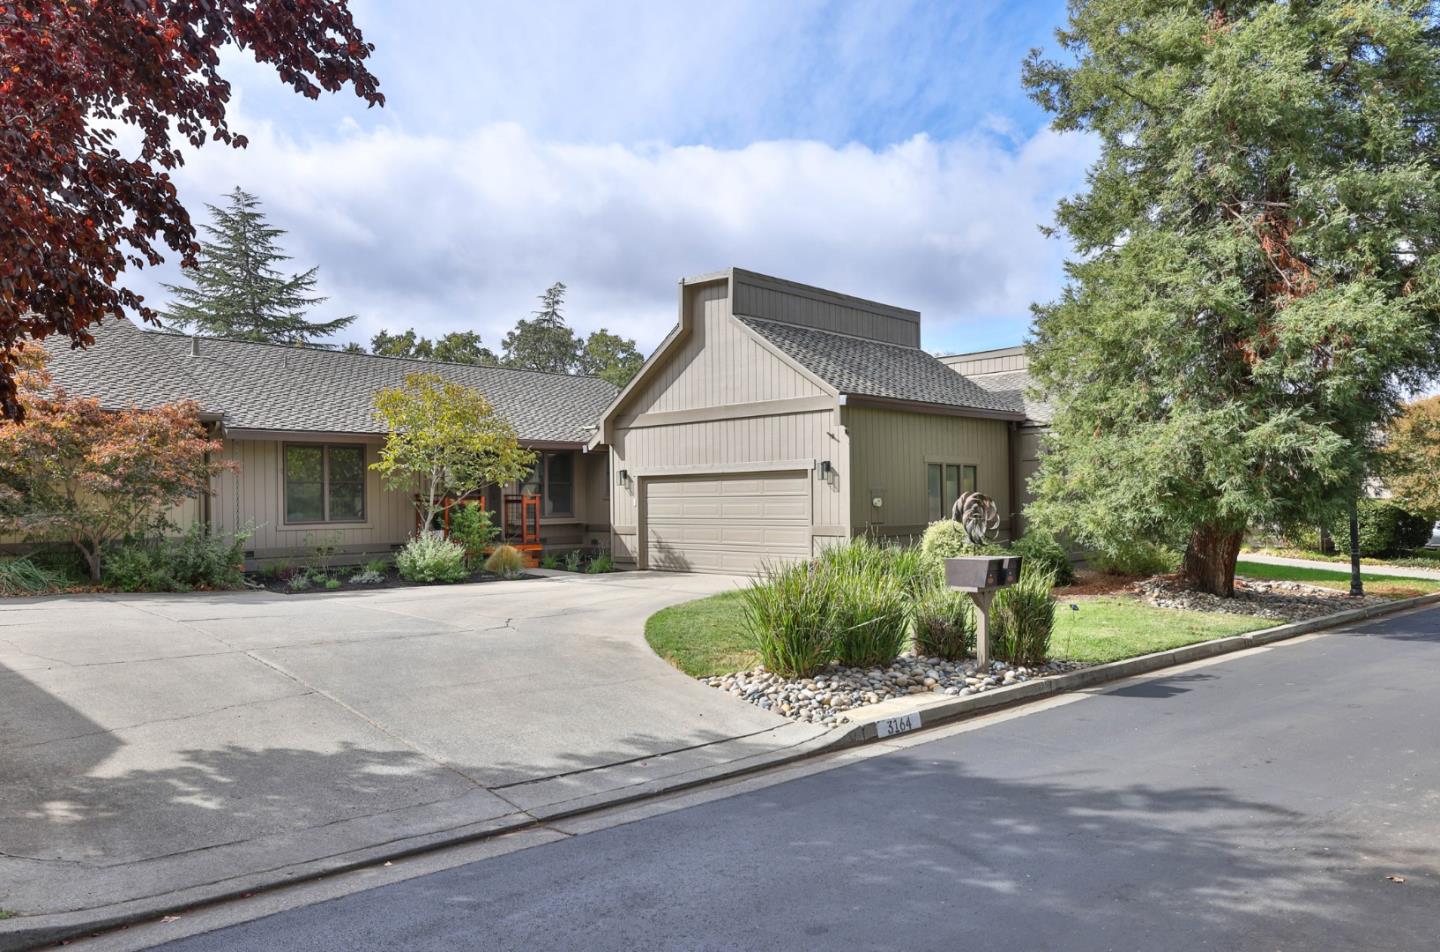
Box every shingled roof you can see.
[42,319,618,444]
[963,368,1052,425]
[738,316,1022,417]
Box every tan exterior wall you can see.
[210,437,608,561]
[843,405,1012,544]
[622,283,826,416]
[731,270,920,346]
[608,280,850,566]
[939,347,1028,376]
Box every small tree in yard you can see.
[1023,2,1440,596]
[0,356,231,581]
[371,373,535,532]
[1383,396,1440,520]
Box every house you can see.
[588,268,1048,573]
[25,267,1050,575]
[936,345,1052,539]
[34,318,618,565]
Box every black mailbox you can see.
[944,555,1023,591]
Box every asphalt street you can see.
[149,605,1440,951]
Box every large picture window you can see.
[520,452,575,518]
[284,444,366,523]
[926,463,977,522]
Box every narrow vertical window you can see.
[927,463,943,521]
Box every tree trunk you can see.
[79,542,102,582]
[1182,523,1245,596]
[1347,499,1364,597]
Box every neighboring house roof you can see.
[738,316,1021,416]
[42,319,618,445]
[963,368,1053,425]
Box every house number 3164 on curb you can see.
[875,711,921,738]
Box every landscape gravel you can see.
[1135,575,1392,620]
[701,654,1087,727]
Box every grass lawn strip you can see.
[1235,559,1440,597]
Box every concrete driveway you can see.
[0,572,824,933]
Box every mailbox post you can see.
[944,555,1022,668]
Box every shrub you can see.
[540,553,562,570]
[912,586,974,661]
[1326,499,1433,557]
[1010,531,1075,586]
[362,558,391,575]
[828,564,912,668]
[919,520,980,561]
[448,503,499,568]
[485,544,525,579]
[1093,541,1178,577]
[991,569,1057,665]
[324,578,342,590]
[586,553,614,574]
[0,556,68,595]
[563,548,584,572]
[820,537,938,599]
[741,562,837,678]
[305,531,342,575]
[349,569,385,585]
[103,524,247,592]
[396,534,470,583]
[287,573,312,591]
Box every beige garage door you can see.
[645,471,811,574]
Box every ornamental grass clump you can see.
[396,533,469,584]
[484,544,525,579]
[0,556,67,596]
[741,561,837,678]
[829,567,912,668]
[992,568,1057,666]
[913,587,975,661]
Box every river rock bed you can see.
[701,654,1089,727]
[1134,575,1392,621]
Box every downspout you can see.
[202,422,215,535]
[1007,421,1020,541]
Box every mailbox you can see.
[944,555,1022,592]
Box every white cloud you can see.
[128,115,1095,356]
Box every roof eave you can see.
[838,393,1026,422]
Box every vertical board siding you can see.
[732,277,919,347]
[624,284,826,417]
[843,406,1011,543]
[940,351,1029,375]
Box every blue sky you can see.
[133,0,1090,358]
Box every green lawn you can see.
[1235,559,1440,597]
[644,589,1271,677]
[1049,596,1263,664]
[645,590,754,678]
[1245,545,1440,570]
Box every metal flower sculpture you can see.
[952,491,1000,546]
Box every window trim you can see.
[926,460,979,522]
[282,442,368,526]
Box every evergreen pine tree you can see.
[502,282,581,372]
[161,188,355,344]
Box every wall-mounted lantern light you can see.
[819,460,832,480]
[616,468,630,488]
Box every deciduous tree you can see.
[579,329,643,387]
[0,1,382,419]
[0,355,232,581]
[1023,0,1440,596]
[371,373,535,532]
[369,328,497,365]
[161,188,354,344]
[1383,395,1440,520]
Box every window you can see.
[519,452,575,518]
[926,463,978,521]
[284,444,366,523]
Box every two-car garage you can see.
[643,471,811,574]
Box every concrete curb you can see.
[5,590,1437,951]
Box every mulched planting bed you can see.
[1135,574,1391,621]
[247,567,539,595]
[702,654,1089,727]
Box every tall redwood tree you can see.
[0,1,383,419]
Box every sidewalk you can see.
[1240,551,1440,581]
